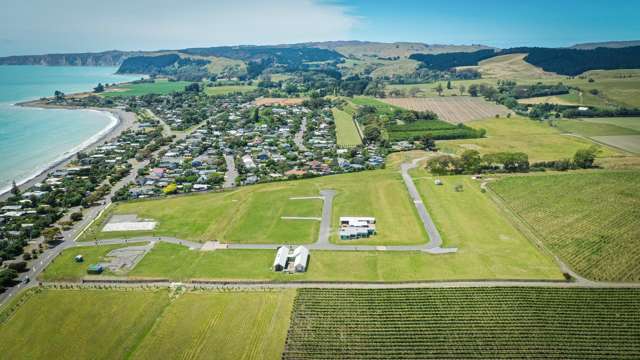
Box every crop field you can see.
[102,79,192,97]
[490,171,640,282]
[382,97,512,123]
[439,116,621,162]
[332,108,362,147]
[204,84,257,96]
[410,169,559,277]
[591,135,640,154]
[283,287,640,359]
[387,119,482,141]
[0,288,293,360]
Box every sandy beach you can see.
[0,100,137,200]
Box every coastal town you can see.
[0,84,388,290]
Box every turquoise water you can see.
[0,66,140,193]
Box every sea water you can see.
[0,65,139,193]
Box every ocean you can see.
[0,65,139,194]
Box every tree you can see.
[363,125,381,143]
[70,212,83,221]
[426,155,459,175]
[54,90,65,100]
[408,87,421,97]
[10,180,20,196]
[459,150,482,174]
[574,146,599,168]
[419,134,436,151]
[467,84,479,97]
[446,80,452,90]
[252,108,259,122]
[435,83,444,96]
[42,227,62,244]
[0,268,18,287]
[459,85,466,96]
[93,83,105,93]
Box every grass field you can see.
[39,242,148,281]
[204,84,257,96]
[0,288,294,360]
[457,53,558,80]
[582,117,640,132]
[332,108,362,147]
[132,290,294,360]
[0,288,170,359]
[102,79,192,97]
[81,182,323,244]
[518,89,610,108]
[283,288,640,359]
[81,158,430,246]
[410,168,559,276]
[439,116,622,162]
[490,171,640,282]
[383,96,511,123]
[555,118,640,154]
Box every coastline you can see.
[0,100,137,200]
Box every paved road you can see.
[400,158,457,253]
[223,154,237,189]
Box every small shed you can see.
[75,255,84,263]
[292,246,309,273]
[435,179,443,185]
[273,246,289,272]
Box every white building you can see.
[242,155,256,169]
[273,246,290,272]
[339,217,376,240]
[292,246,309,273]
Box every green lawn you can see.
[410,168,561,278]
[125,242,561,282]
[555,118,640,154]
[0,289,170,359]
[438,116,622,162]
[490,171,640,282]
[102,79,192,97]
[81,164,430,246]
[39,242,148,281]
[332,108,362,147]
[204,85,257,96]
[582,117,640,132]
[0,288,294,360]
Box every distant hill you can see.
[300,41,494,58]
[570,40,640,50]
[0,50,142,66]
[410,46,640,76]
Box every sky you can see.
[1,0,639,56]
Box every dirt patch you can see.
[382,97,512,123]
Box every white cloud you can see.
[1,0,359,56]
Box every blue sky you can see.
[1,0,638,56]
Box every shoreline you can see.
[0,100,137,200]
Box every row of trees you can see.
[427,147,599,175]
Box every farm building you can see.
[87,264,104,274]
[339,217,376,240]
[273,246,309,273]
[273,246,290,272]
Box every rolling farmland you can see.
[490,171,640,282]
[283,288,640,359]
[382,97,512,123]
[102,80,192,97]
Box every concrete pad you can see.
[102,221,157,232]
